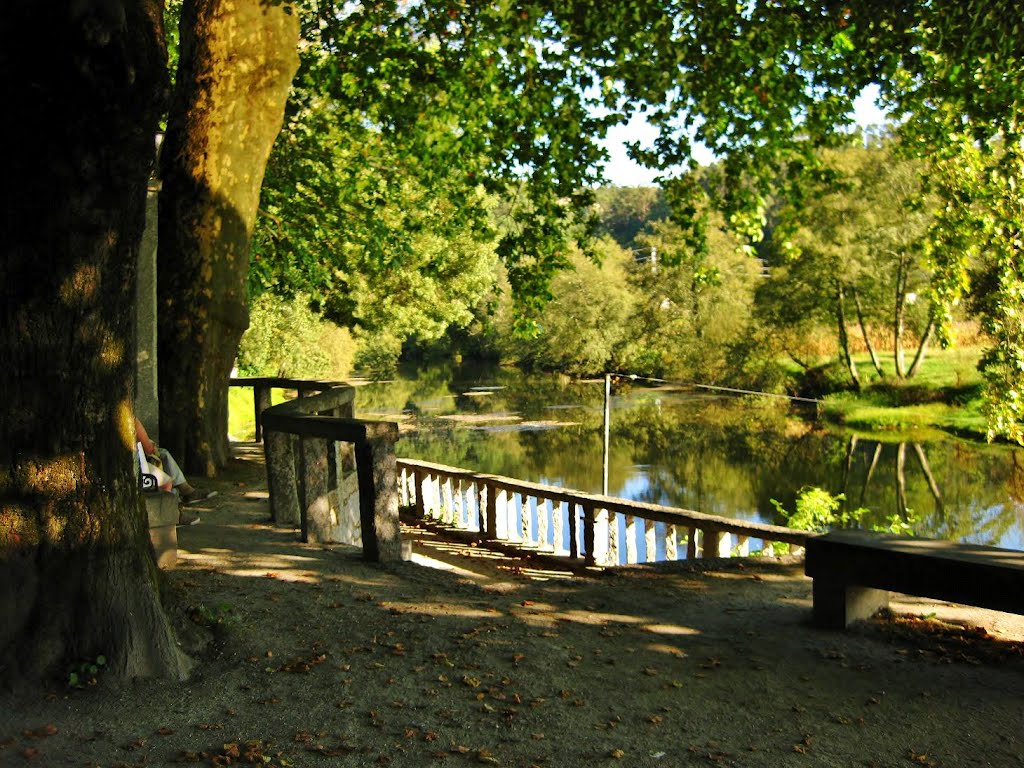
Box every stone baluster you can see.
[686,527,698,559]
[644,519,656,563]
[552,500,564,555]
[583,504,596,565]
[433,473,444,519]
[735,535,750,557]
[624,514,638,564]
[607,510,620,566]
[441,476,454,525]
[537,497,549,551]
[664,523,678,561]
[398,466,409,507]
[704,529,729,558]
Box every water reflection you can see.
[356,363,1024,551]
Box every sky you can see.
[599,84,890,187]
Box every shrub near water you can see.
[237,293,355,379]
[774,487,915,537]
[231,294,357,439]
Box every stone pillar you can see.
[354,422,402,562]
[264,430,300,525]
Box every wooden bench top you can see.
[805,530,1024,617]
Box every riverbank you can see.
[819,388,989,442]
[3,443,1023,767]
[814,345,994,442]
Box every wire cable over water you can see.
[606,372,823,405]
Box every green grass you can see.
[854,345,982,392]
[819,345,990,440]
[228,386,288,441]
[228,386,258,441]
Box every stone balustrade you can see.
[245,380,402,562]
[398,458,810,566]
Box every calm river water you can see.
[355,363,1024,551]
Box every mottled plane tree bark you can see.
[157,0,299,475]
[0,0,190,682]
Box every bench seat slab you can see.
[806,530,1024,628]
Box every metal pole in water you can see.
[603,373,611,496]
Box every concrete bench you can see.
[145,493,178,569]
[138,443,177,568]
[804,529,1024,628]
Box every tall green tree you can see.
[755,143,936,389]
[498,239,636,375]
[593,187,670,249]
[625,214,756,381]
[251,98,501,375]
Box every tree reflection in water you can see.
[356,364,1024,552]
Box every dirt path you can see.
[3,445,1024,767]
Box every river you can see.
[354,363,1024,551]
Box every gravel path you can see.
[3,444,1023,767]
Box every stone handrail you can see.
[397,458,810,566]
[229,376,346,441]
[257,383,402,562]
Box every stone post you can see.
[300,435,333,543]
[354,422,402,562]
[264,430,300,525]
[253,385,272,442]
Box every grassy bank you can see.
[228,385,290,441]
[818,346,990,440]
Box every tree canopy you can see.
[244,0,1023,437]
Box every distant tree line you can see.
[244,137,948,402]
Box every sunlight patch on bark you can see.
[60,263,100,304]
[99,337,124,368]
[118,399,135,452]
[0,507,40,548]
[17,453,86,498]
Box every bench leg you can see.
[145,494,179,569]
[812,578,889,629]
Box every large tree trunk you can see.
[1,0,189,683]
[852,287,884,379]
[893,253,909,378]
[906,314,936,379]
[158,0,299,475]
[836,283,861,391]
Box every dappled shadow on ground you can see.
[2,443,1024,767]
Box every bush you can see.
[354,332,404,378]
[238,293,355,379]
